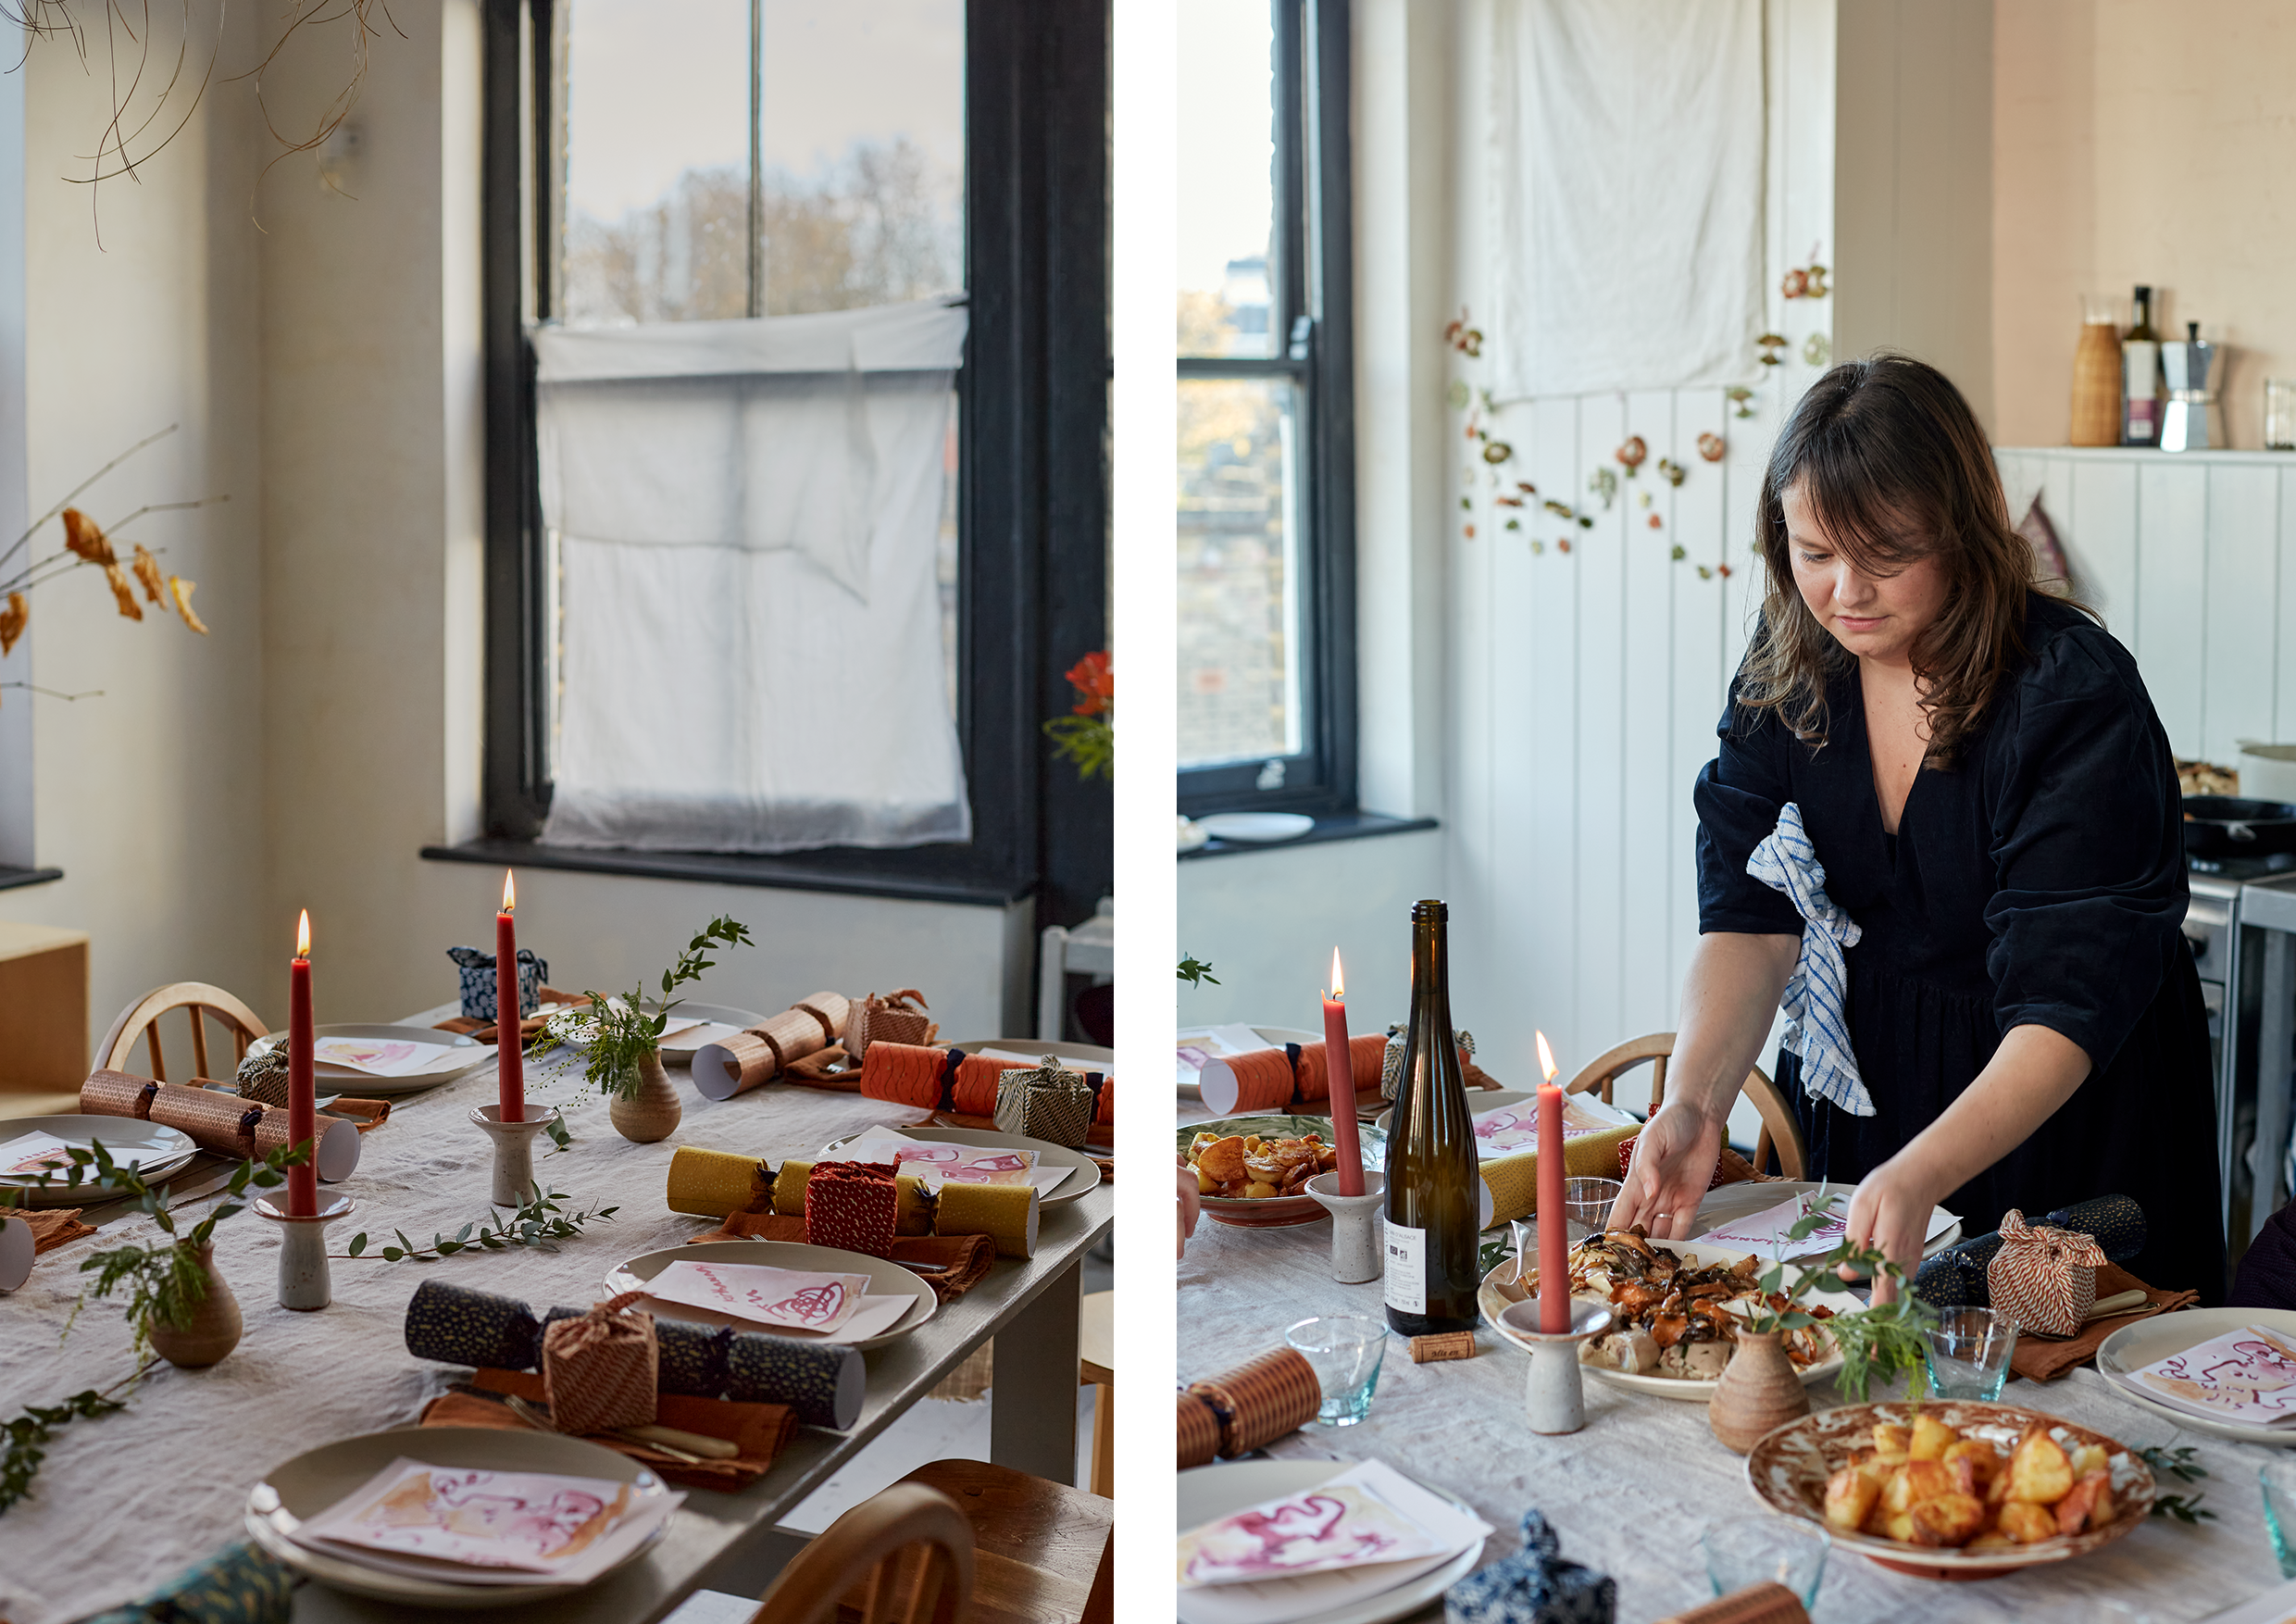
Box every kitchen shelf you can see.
[1996,445,2296,464]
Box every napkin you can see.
[1653,1584,1808,1624]
[688,1210,995,1301]
[424,1368,796,1494]
[22,1207,94,1254]
[1444,1509,1615,1624]
[2012,1263,2199,1381]
[1185,1346,1323,1458]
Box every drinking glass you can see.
[1284,1315,1388,1426]
[2264,1460,2296,1579]
[1564,1177,1625,1241]
[1701,1517,1828,1607]
[2268,380,2296,451]
[1922,1306,2017,1401]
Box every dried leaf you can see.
[62,508,115,566]
[168,576,207,635]
[131,543,164,603]
[0,592,24,657]
[104,565,143,621]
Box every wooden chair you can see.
[752,1481,975,1624]
[94,982,268,1085]
[1078,1291,1114,1499]
[898,1460,1113,1624]
[1566,1032,1807,1180]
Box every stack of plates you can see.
[0,1116,196,1206]
[243,1025,492,1096]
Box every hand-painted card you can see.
[1468,1096,1629,1159]
[310,1038,468,1078]
[0,1131,79,1179]
[1177,1461,1469,1588]
[296,1459,636,1571]
[1690,1191,1957,1262]
[643,1258,873,1334]
[835,1133,1068,1195]
[2126,1325,2296,1425]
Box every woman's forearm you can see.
[1892,1024,2093,1195]
[1665,932,1801,1118]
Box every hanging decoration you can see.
[1588,468,1617,509]
[1614,435,1648,475]
[1697,431,1728,462]
[1725,388,1754,420]
[1803,332,1831,368]
[1755,332,1788,368]
[1656,458,1687,487]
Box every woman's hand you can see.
[1178,1162,1203,1258]
[1840,1151,1950,1304]
[1607,1102,1727,1241]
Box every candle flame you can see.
[1536,1030,1557,1083]
[502,869,516,914]
[295,908,310,960]
[1329,947,1344,1001]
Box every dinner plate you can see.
[603,1239,938,1351]
[1477,1243,1847,1399]
[1688,1181,1965,1260]
[1180,1115,1390,1228]
[653,1003,768,1057]
[1195,812,1316,843]
[243,1425,673,1607]
[1177,1459,1484,1624]
[1746,1399,2154,1580]
[1179,1025,1318,1102]
[245,1025,489,1094]
[2096,1307,2296,1445]
[0,1115,197,1206]
[820,1122,1103,1207]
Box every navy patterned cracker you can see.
[723,1330,866,1430]
[403,1279,542,1371]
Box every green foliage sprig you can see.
[531,915,754,1101]
[339,1183,616,1261]
[2139,1445,2215,1523]
[1178,954,1219,988]
[1,1381,131,1516]
[1741,1198,1938,1404]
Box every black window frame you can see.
[448,0,1111,934]
[1176,0,1355,818]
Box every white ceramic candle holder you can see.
[0,1213,35,1293]
[1497,1297,1613,1435]
[1304,1169,1386,1283]
[253,1193,355,1311]
[470,1103,561,1207]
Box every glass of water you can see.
[2265,1461,2296,1578]
[1284,1315,1388,1427]
[1563,1177,1625,1241]
[1922,1306,2017,1401]
[1702,1517,1828,1607]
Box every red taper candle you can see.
[496,869,523,1123]
[1536,1031,1567,1332]
[1321,948,1364,1196]
[287,909,317,1216]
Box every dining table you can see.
[1176,1095,2296,1623]
[0,1003,1111,1624]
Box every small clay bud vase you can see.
[1708,1328,1810,1453]
[611,1051,681,1143]
[147,1242,243,1369]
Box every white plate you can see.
[1177,1460,1483,1624]
[245,1025,490,1094]
[2097,1306,2296,1445]
[1195,813,1316,843]
[243,1426,672,1607]
[1688,1181,1964,1260]
[1179,816,1210,853]
[654,1004,768,1059]
[821,1123,1103,1207]
[0,1116,198,1206]
[603,1240,938,1351]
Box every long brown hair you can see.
[1740,353,2087,766]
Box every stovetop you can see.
[2191,850,2296,905]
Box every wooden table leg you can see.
[1087,1379,1114,1498]
[991,1253,1082,1483]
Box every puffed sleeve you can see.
[1693,678,1805,937]
[1983,624,2188,1067]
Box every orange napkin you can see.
[435,989,593,1045]
[2011,1263,2198,1381]
[690,1209,995,1302]
[24,1208,94,1252]
[419,1366,794,1493]
[1655,1583,1809,1624]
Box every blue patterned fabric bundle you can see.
[1446,1511,1614,1624]
[1912,1193,2147,1309]
[446,944,548,1021]
[80,1541,293,1624]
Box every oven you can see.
[2190,855,2296,1280]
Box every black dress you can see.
[1694,593,2224,1300]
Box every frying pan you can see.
[2183,795,2296,858]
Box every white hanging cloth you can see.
[534,299,970,854]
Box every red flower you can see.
[1065,651,1113,717]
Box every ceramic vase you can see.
[1708,1328,1810,1453]
[611,1052,681,1143]
[146,1242,243,1369]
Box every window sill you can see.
[419,840,1028,907]
[0,867,62,892]
[1178,811,1438,861]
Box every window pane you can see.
[1179,377,1304,768]
[756,1,966,315]
[1177,0,1277,359]
[562,0,752,326]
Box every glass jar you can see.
[2267,380,2296,451]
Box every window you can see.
[466,0,1110,926]
[1177,0,1354,815]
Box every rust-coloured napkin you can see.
[689,1209,995,1302]
[1654,1581,1809,1624]
[924,1107,1113,1156]
[24,1208,94,1252]
[418,1367,794,1493]
[2011,1263,2198,1382]
[324,1097,392,1132]
[435,989,593,1045]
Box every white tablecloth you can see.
[1178,1209,2295,1624]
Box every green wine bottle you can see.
[1382,900,1481,1335]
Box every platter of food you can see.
[1747,1401,2154,1580]
[2095,1306,2296,1446]
[1179,1116,1388,1229]
[1479,1230,1843,1398]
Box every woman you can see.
[1610,355,2222,1301]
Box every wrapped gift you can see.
[1445,1510,1615,1624]
[992,1056,1094,1147]
[542,1292,658,1436]
[1986,1208,2110,1337]
[446,944,547,1022]
[842,988,937,1062]
[1914,1194,2145,1310]
[804,1161,899,1257]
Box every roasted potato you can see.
[1908,1491,1987,1548]
[2054,1472,2115,1536]
[2007,1431,2076,1505]
[1883,1510,1918,1543]
[1995,1501,2059,1544]
[1242,1181,1279,1199]
[1823,1465,1879,1532]
[2069,1443,2110,1480]
[1881,1459,1954,1516]
[1909,1414,1955,1461]
[1195,1135,1248,1183]
[1873,1423,1912,1455]
[1966,1530,2017,1551]
[1941,1439,2003,1486]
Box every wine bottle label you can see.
[1382,1220,1426,1315]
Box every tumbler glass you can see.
[1563,1177,1626,1241]
[1701,1516,1828,1607]
[1284,1315,1388,1426]
[2264,1460,2296,1578]
[1922,1306,2017,1401]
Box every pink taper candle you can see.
[286,910,317,1217]
[1321,948,1364,1196]
[496,870,524,1123]
[1536,1031,1567,1332]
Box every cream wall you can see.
[1994,0,2296,447]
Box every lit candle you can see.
[1320,948,1364,1196]
[287,909,317,1217]
[1536,1031,1566,1333]
[497,870,523,1123]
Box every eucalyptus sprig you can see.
[1,1380,133,1516]
[338,1183,616,1261]
[1741,1197,1938,1404]
[2138,1445,2215,1523]
[530,915,754,1101]
[1178,954,1219,988]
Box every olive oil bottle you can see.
[1382,900,1481,1335]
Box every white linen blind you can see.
[534,299,970,854]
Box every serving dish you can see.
[1746,1400,2154,1580]
[243,1425,672,1606]
[820,1121,1102,1207]
[1180,1115,1389,1229]
[2097,1306,2296,1445]
[245,1024,488,1095]
[0,1115,195,1205]
[603,1239,937,1351]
